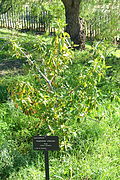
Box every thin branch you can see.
[35,65,54,91]
[17,46,54,91]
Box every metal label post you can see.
[44,150,49,180]
[33,135,59,180]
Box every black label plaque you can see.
[33,136,59,151]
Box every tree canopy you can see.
[0,0,12,14]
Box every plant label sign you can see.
[33,136,60,180]
[33,136,59,151]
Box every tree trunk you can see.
[61,0,85,49]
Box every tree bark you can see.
[61,0,85,49]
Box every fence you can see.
[0,7,119,40]
[0,7,56,34]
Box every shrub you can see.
[8,35,112,151]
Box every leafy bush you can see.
[8,33,114,151]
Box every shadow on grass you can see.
[0,29,37,76]
[0,37,26,76]
[0,85,9,102]
[0,147,44,180]
[0,58,25,76]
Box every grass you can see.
[0,28,51,76]
[2,101,119,179]
[0,28,120,180]
[1,102,119,180]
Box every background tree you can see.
[61,0,86,49]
